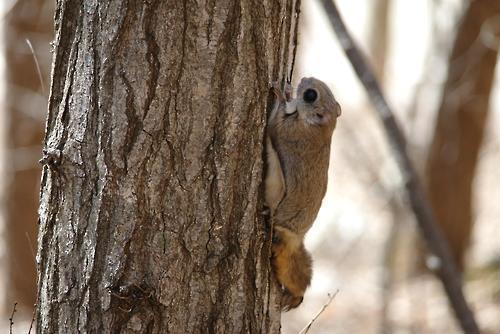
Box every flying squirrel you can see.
[265,77,341,310]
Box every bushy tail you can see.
[272,227,312,310]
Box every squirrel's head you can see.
[285,77,341,131]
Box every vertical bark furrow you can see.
[45,0,81,139]
[142,0,161,122]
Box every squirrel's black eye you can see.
[303,89,318,103]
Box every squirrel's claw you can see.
[270,80,294,102]
[261,207,271,216]
[281,290,304,311]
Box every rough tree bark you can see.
[2,0,53,313]
[426,0,500,270]
[37,0,299,333]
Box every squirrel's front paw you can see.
[281,289,303,311]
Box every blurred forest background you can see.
[1,0,499,333]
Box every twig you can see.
[9,302,17,334]
[28,303,37,334]
[25,38,46,95]
[299,290,339,334]
[25,232,37,265]
[288,0,302,82]
[316,1,480,333]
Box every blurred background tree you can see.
[426,0,500,271]
[1,0,53,320]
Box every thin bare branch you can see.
[315,1,480,333]
[28,304,36,334]
[25,232,37,264]
[25,39,46,95]
[9,302,17,334]
[299,290,339,334]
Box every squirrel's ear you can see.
[335,101,341,117]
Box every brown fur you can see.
[265,77,340,310]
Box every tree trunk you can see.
[2,0,53,314]
[425,0,500,271]
[37,0,299,333]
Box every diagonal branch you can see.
[315,1,480,333]
[299,290,339,334]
